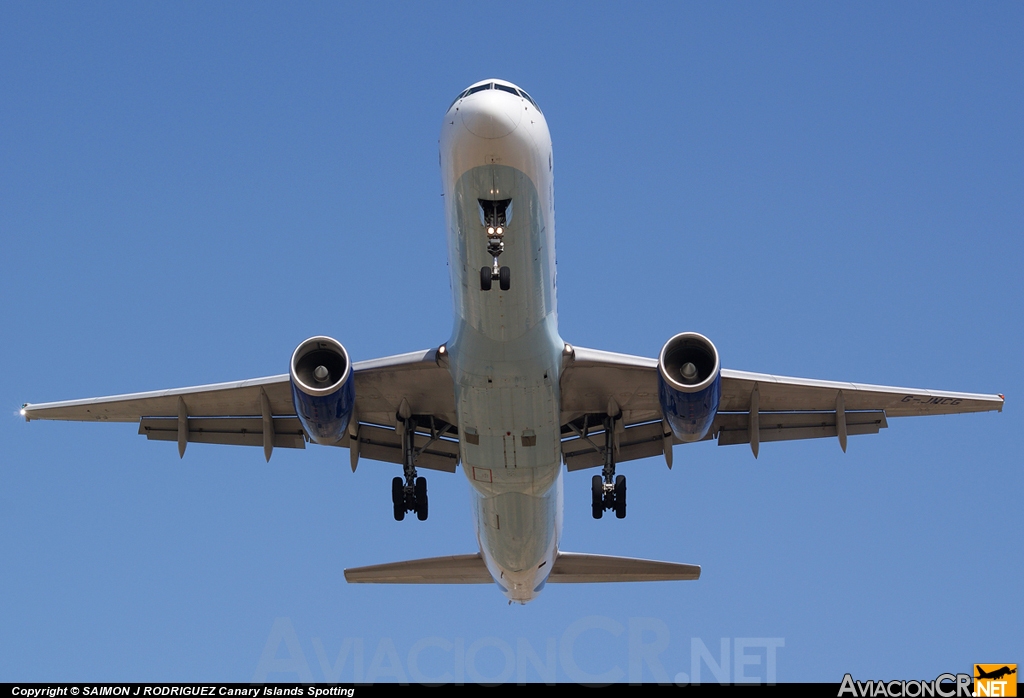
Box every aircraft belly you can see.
[473,480,561,601]
[458,386,559,480]
[447,165,555,343]
[441,111,562,601]
[454,350,562,602]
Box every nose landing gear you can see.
[480,264,511,291]
[479,198,512,291]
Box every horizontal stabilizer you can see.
[344,551,700,585]
[344,553,492,584]
[549,552,700,583]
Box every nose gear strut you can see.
[479,198,512,291]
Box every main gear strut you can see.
[590,412,626,519]
[392,407,428,521]
[565,408,628,520]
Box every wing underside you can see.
[22,347,460,470]
[559,346,1003,470]
[23,344,1003,471]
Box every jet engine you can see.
[658,332,721,442]
[289,336,355,444]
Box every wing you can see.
[559,345,1004,469]
[21,347,460,470]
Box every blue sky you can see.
[1,2,1021,683]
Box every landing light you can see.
[487,227,495,235]
[496,227,503,235]
[20,408,26,417]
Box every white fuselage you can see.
[440,81,562,603]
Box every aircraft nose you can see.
[460,89,522,139]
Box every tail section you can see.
[344,552,700,584]
[343,553,492,584]
[549,552,700,582]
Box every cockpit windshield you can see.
[447,82,543,114]
[515,88,541,113]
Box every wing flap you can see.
[715,410,887,446]
[560,410,891,467]
[562,420,668,471]
[548,552,700,583]
[138,417,307,449]
[338,423,460,473]
[137,417,459,469]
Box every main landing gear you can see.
[479,198,512,291]
[590,414,626,519]
[592,474,626,519]
[392,413,428,521]
[392,475,427,521]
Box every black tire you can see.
[614,475,627,519]
[480,266,492,291]
[499,266,511,291]
[392,477,405,520]
[592,474,604,519]
[415,477,428,521]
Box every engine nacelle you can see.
[289,336,355,445]
[658,332,722,443]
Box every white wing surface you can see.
[559,345,1004,469]
[22,347,459,470]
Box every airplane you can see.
[976,666,1016,681]
[21,78,1004,604]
